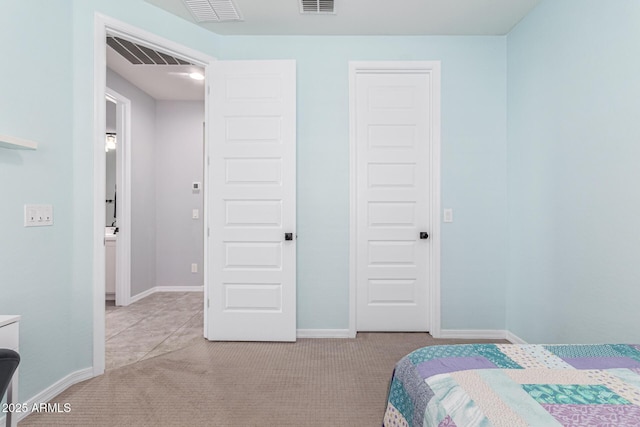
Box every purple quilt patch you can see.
[438,415,457,427]
[541,404,640,426]
[563,357,640,370]
[416,356,496,379]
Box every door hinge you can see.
[207,156,210,166]
[207,298,210,308]
[207,227,210,237]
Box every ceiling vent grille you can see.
[300,0,335,14]
[183,0,243,22]
[107,36,192,66]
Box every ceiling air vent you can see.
[183,0,243,22]
[107,36,192,66]
[300,0,335,14]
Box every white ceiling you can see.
[145,0,541,36]
[107,46,205,101]
[111,0,541,100]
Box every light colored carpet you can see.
[20,333,507,427]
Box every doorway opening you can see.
[105,88,131,308]
[93,14,214,374]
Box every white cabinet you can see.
[105,236,116,299]
[0,315,20,427]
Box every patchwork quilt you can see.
[383,344,640,427]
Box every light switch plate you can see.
[443,208,453,223]
[24,204,54,227]
[192,209,199,219]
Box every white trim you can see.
[437,329,529,344]
[505,330,528,344]
[153,286,204,292]
[439,329,508,340]
[203,75,211,341]
[1,368,94,425]
[348,61,442,338]
[296,329,351,338]
[105,87,132,308]
[93,13,108,376]
[128,287,156,304]
[129,286,204,304]
[429,63,442,338]
[93,12,215,377]
[348,63,357,338]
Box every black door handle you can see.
[420,232,429,240]
[285,233,294,241]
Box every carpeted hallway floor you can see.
[19,333,507,427]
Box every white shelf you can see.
[0,134,37,150]
[0,315,20,328]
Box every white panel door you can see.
[208,60,296,341]
[355,72,431,331]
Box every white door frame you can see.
[348,61,442,338]
[93,13,215,375]
[105,88,132,308]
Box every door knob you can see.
[285,233,294,241]
[420,232,429,240]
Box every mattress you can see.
[383,343,640,427]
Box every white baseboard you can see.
[153,285,203,293]
[129,287,155,304]
[438,329,528,344]
[3,367,94,424]
[129,286,203,304]
[297,329,351,338]
[505,330,528,344]
[439,329,508,340]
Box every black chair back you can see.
[0,349,20,400]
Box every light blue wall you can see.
[4,0,640,409]
[220,36,509,330]
[0,0,220,402]
[2,0,510,404]
[0,0,77,404]
[507,0,640,343]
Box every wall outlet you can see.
[191,263,198,273]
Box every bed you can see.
[383,343,640,426]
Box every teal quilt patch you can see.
[388,373,414,423]
[408,344,521,369]
[610,344,640,363]
[544,344,640,363]
[522,384,631,405]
